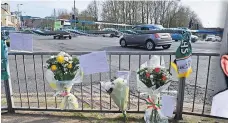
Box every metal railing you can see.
[2,51,226,119]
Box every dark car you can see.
[102,28,122,38]
[119,24,172,50]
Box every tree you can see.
[57,9,71,19]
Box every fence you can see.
[2,51,227,120]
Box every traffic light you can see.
[75,17,78,23]
[72,14,75,20]
[196,24,199,30]
[72,15,78,23]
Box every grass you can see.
[2,95,228,122]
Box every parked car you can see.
[191,35,199,43]
[215,36,221,42]
[171,27,198,43]
[119,24,172,50]
[171,33,182,42]
[205,35,216,41]
[102,28,122,38]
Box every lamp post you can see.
[17,4,23,28]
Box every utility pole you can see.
[54,8,56,21]
[17,4,23,29]
[74,0,76,29]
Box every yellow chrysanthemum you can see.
[51,65,57,71]
[67,63,72,69]
[56,55,64,63]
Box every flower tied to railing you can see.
[59,86,79,110]
[146,97,162,110]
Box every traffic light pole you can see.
[74,0,76,29]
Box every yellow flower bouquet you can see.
[45,51,83,110]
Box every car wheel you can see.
[53,36,56,39]
[120,39,127,47]
[145,40,155,50]
[58,36,61,39]
[69,36,72,39]
[162,45,171,49]
[110,34,114,38]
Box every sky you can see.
[2,0,227,28]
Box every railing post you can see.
[4,62,15,113]
[175,77,186,120]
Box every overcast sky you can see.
[2,0,227,28]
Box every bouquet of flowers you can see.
[101,71,130,120]
[45,51,83,110]
[137,55,171,123]
[137,55,171,95]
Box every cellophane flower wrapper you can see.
[101,71,130,111]
[144,108,168,123]
[46,68,83,94]
[136,55,171,95]
[46,68,83,110]
[136,55,171,122]
[45,51,83,110]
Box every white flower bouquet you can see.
[101,71,130,119]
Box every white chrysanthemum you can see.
[69,61,73,64]
[65,53,71,57]
[150,75,153,79]
[101,81,114,92]
[64,57,69,61]
[50,56,55,59]
[58,51,66,56]
[152,81,155,85]
[69,57,72,60]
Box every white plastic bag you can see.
[45,69,83,93]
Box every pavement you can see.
[2,111,228,123]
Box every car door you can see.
[130,26,149,45]
[136,27,149,45]
[127,27,140,45]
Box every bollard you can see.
[174,77,186,120]
[4,79,15,113]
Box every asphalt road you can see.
[2,35,222,108]
[32,35,221,53]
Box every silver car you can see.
[119,25,172,50]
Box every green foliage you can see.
[137,67,170,89]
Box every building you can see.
[1,3,19,28]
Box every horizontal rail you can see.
[8,51,220,56]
